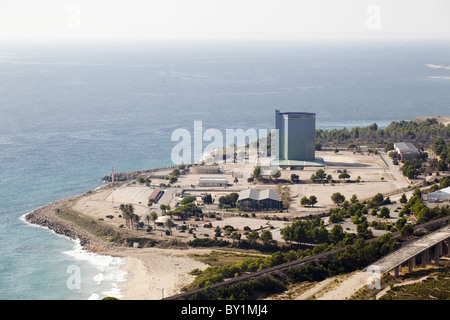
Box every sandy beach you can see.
[112,247,210,300]
[25,197,210,300]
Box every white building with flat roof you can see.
[198,177,228,187]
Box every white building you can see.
[427,186,450,203]
[198,177,228,187]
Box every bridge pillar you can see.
[394,265,400,277]
[446,239,450,257]
[408,256,416,272]
[434,243,441,266]
[421,251,427,268]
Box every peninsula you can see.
[25,116,450,300]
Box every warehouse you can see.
[394,142,419,162]
[427,186,450,203]
[198,177,228,187]
[237,189,280,210]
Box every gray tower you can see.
[275,110,321,168]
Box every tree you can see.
[315,169,327,181]
[300,196,310,207]
[379,206,390,219]
[438,159,448,172]
[137,177,146,184]
[433,137,446,155]
[290,174,299,183]
[119,203,135,229]
[218,193,239,208]
[309,195,318,207]
[246,230,259,245]
[260,230,274,246]
[271,169,281,180]
[350,194,359,204]
[253,166,262,180]
[331,192,346,206]
[132,214,140,232]
[181,196,196,205]
[145,214,151,227]
[230,232,241,243]
[399,193,407,204]
[400,224,414,237]
[214,226,222,237]
[384,142,394,152]
[338,172,350,181]
[372,193,384,207]
[165,218,174,234]
[357,221,373,240]
[315,142,322,151]
[202,193,213,204]
[150,211,158,228]
[169,175,178,184]
[330,224,345,244]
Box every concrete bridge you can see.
[165,217,450,300]
[366,224,450,277]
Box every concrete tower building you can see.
[275,110,323,168]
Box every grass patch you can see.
[57,203,128,243]
[188,250,260,267]
[379,271,450,300]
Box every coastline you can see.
[24,196,209,300]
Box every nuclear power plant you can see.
[274,110,324,169]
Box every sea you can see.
[0,39,449,300]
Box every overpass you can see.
[365,223,450,277]
[165,216,450,300]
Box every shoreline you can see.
[24,196,208,300]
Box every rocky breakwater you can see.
[25,198,113,253]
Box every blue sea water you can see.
[0,39,449,300]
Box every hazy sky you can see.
[0,0,449,40]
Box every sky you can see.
[0,0,449,41]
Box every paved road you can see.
[379,151,410,189]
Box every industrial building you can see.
[148,188,163,204]
[237,189,280,210]
[427,186,450,203]
[189,165,219,174]
[274,110,323,168]
[198,177,228,187]
[394,142,419,162]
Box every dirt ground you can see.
[71,150,411,242]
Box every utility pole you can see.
[111,166,115,207]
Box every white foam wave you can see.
[63,239,127,299]
[425,64,450,70]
